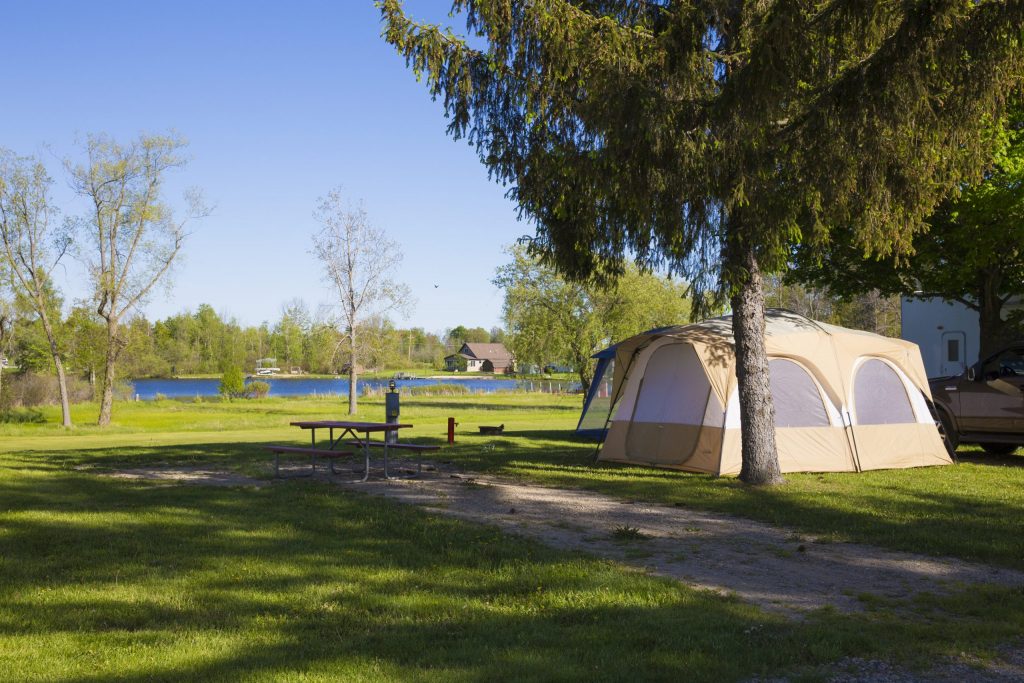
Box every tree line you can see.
[1,295,508,388]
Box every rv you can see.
[901,296,1024,378]
[900,297,978,378]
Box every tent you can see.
[596,310,952,475]
[576,326,675,440]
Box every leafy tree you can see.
[382,1,1024,484]
[494,245,691,394]
[763,278,900,339]
[303,321,342,374]
[791,102,1024,358]
[218,366,245,399]
[272,299,310,370]
[0,151,73,426]
[67,133,207,425]
[311,188,411,414]
[446,325,490,350]
[119,315,171,379]
[64,305,107,394]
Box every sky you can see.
[0,0,527,334]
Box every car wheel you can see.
[981,443,1018,455]
[937,412,959,457]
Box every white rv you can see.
[900,297,977,379]
[901,296,1024,378]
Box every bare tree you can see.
[67,133,206,426]
[0,150,73,426]
[311,189,410,414]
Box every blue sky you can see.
[0,1,525,333]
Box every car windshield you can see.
[983,348,1024,380]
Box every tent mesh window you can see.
[577,358,616,434]
[769,358,830,427]
[854,359,916,425]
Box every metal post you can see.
[385,380,399,445]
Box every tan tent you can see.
[598,310,952,474]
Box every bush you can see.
[0,408,46,424]
[244,380,270,399]
[0,372,93,409]
[113,379,136,402]
[219,367,245,399]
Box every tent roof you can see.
[610,309,929,407]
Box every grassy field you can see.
[6,393,1023,571]
[3,394,1024,679]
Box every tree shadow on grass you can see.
[3,458,1024,682]
[955,450,1024,468]
[6,433,1024,572]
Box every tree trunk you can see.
[977,274,1010,360]
[348,322,357,415]
[53,354,73,429]
[730,246,783,486]
[978,303,1007,361]
[98,319,121,426]
[38,310,72,428]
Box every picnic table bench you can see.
[338,440,441,475]
[267,420,440,481]
[265,444,354,478]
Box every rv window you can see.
[946,338,960,363]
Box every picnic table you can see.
[272,421,419,481]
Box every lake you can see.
[130,376,533,399]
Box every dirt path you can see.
[108,461,1024,617]
[329,464,1024,617]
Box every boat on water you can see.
[255,358,281,376]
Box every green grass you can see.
[4,449,1024,681]
[4,395,1024,678]
[5,392,1024,571]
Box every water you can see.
[130,376,523,400]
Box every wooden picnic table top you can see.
[289,420,412,432]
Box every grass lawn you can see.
[4,392,1024,572]
[3,446,1024,681]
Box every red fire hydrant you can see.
[447,417,457,445]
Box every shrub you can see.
[113,379,136,402]
[0,408,46,424]
[244,380,270,399]
[219,367,245,399]
[0,372,93,409]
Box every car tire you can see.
[937,411,959,457]
[981,443,1018,456]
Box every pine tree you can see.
[380,0,1024,484]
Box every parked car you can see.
[929,343,1024,455]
